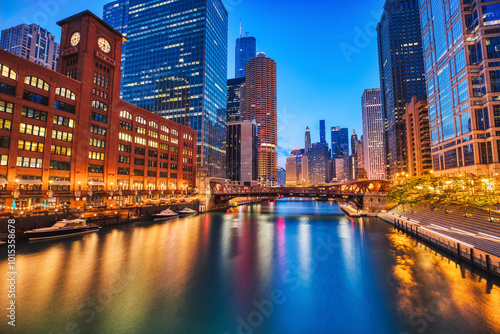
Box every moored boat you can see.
[177,207,197,215]
[24,219,100,241]
[153,208,179,219]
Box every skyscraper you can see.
[331,126,341,159]
[235,31,256,78]
[0,23,59,70]
[305,127,311,152]
[104,0,228,178]
[377,0,426,178]
[404,97,432,177]
[226,119,258,185]
[350,130,358,156]
[319,120,326,144]
[362,89,385,180]
[419,0,500,175]
[242,52,277,186]
[308,142,329,186]
[227,77,246,122]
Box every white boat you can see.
[177,207,197,215]
[24,219,100,241]
[153,208,179,219]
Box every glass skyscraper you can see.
[227,77,245,122]
[377,0,426,178]
[103,0,228,178]
[362,89,385,180]
[319,120,326,144]
[235,36,256,78]
[419,0,500,175]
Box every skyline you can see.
[0,0,385,168]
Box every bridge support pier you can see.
[362,193,389,213]
[196,167,214,212]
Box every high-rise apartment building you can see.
[351,130,358,156]
[1,24,59,71]
[308,142,329,186]
[104,0,228,178]
[362,89,385,180]
[226,120,258,185]
[404,97,432,176]
[305,127,311,152]
[227,77,246,122]
[276,167,286,187]
[242,53,277,185]
[331,126,341,159]
[319,120,326,144]
[377,0,426,178]
[419,0,500,175]
[235,34,256,78]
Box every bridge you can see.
[197,170,390,211]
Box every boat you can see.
[153,208,179,219]
[177,207,197,215]
[24,219,100,241]
[230,201,238,208]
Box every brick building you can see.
[0,11,196,211]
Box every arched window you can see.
[0,64,17,80]
[92,100,108,111]
[136,116,146,125]
[171,129,179,136]
[161,125,169,133]
[24,76,49,91]
[55,87,76,100]
[149,120,158,129]
[120,110,133,120]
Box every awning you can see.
[0,179,7,185]
[88,181,105,186]
[51,181,71,186]
[17,180,43,185]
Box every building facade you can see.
[305,126,311,152]
[227,77,246,122]
[419,0,500,175]
[404,97,432,176]
[1,24,60,71]
[235,35,257,78]
[361,88,386,180]
[104,0,228,178]
[276,167,286,187]
[242,53,277,185]
[307,142,329,186]
[319,120,326,144]
[226,119,258,185]
[0,11,196,211]
[377,0,426,178]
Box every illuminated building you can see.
[305,127,311,152]
[307,142,329,186]
[227,77,246,122]
[235,34,256,78]
[404,97,432,176]
[226,119,258,186]
[362,88,385,180]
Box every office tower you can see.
[242,52,277,186]
[377,0,426,178]
[0,10,197,210]
[319,120,326,144]
[307,142,329,186]
[227,77,246,122]
[350,130,358,155]
[286,149,307,187]
[335,158,346,183]
[235,29,256,78]
[104,0,228,178]
[404,97,432,176]
[226,120,258,185]
[348,155,358,181]
[103,0,129,97]
[331,127,341,159]
[1,23,59,70]
[276,167,286,187]
[419,0,500,175]
[357,138,368,180]
[305,127,311,152]
[362,89,385,180]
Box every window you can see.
[133,169,144,176]
[119,144,131,153]
[0,64,17,80]
[118,155,130,164]
[88,164,104,173]
[120,121,132,131]
[170,173,178,179]
[148,150,157,158]
[160,134,169,141]
[24,76,49,91]
[119,132,132,142]
[171,164,178,170]
[136,116,146,125]
[0,155,8,166]
[50,160,71,171]
[91,112,107,123]
[171,147,179,153]
[20,123,46,137]
[160,143,169,151]
[22,107,47,121]
[160,172,168,178]
[23,90,49,106]
[89,151,105,160]
[161,125,169,133]
[55,100,76,114]
[52,130,73,142]
[148,160,157,167]
[90,138,105,148]
[120,110,132,120]
[91,125,107,136]
[148,140,158,148]
[53,115,74,128]
[91,100,108,111]
[118,167,130,175]
[16,156,43,168]
[160,162,169,169]
[149,130,158,138]
[0,101,13,114]
[475,107,490,130]
[0,82,15,96]
[0,136,9,148]
[135,137,146,146]
[149,121,158,129]
[147,170,157,177]
[171,138,179,144]
[55,87,76,100]
[171,129,179,136]
[160,152,169,160]
[0,119,12,130]
[51,145,72,156]
[18,139,44,152]
[136,126,146,134]
[134,158,144,166]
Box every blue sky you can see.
[1,0,386,168]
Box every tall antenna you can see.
[239,19,242,38]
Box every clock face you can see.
[70,32,80,47]
[97,37,111,54]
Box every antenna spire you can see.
[239,19,242,38]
